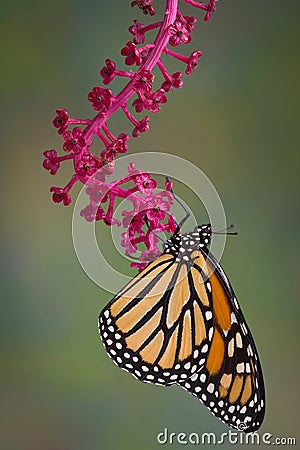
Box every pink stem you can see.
[109,187,134,198]
[69,119,90,125]
[102,123,116,142]
[126,186,139,195]
[140,22,162,34]
[132,235,147,245]
[139,44,155,53]
[122,105,140,127]
[115,70,134,78]
[165,48,188,63]
[96,129,110,146]
[183,0,211,10]
[157,59,172,81]
[57,154,73,162]
[106,193,116,221]
[64,174,79,192]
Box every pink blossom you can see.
[133,89,167,113]
[94,162,115,182]
[101,147,117,163]
[186,50,203,75]
[80,203,98,222]
[43,150,60,175]
[127,162,141,176]
[85,179,107,204]
[129,20,146,45]
[128,213,145,234]
[50,187,71,206]
[146,89,167,113]
[165,214,177,233]
[184,15,197,32]
[101,133,129,161]
[81,203,106,222]
[121,232,137,255]
[130,261,147,271]
[161,72,183,91]
[168,20,192,47]
[204,0,218,21]
[132,116,150,137]
[88,86,113,112]
[132,96,145,113]
[52,109,69,134]
[165,179,173,192]
[121,209,135,228]
[133,70,154,92]
[100,59,116,85]
[75,152,100,178]
[133,172,157,194]
[131,0,155,16]
[146,194,170,221]
[115,133,129,153]
[62,127,85,153]
[121,41,142,66]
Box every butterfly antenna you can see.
[144,216,167,244]
[165,177,190,232]
[213,224,238,236]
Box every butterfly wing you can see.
[98,252,214,386]
[177,249,265,432]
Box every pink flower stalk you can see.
[42,0,220,268]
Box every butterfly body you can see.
[98,224,265,432]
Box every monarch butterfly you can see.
[98,214,265,432]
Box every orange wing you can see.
[98,253,214,386]
[177,249,265,432]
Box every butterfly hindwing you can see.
[177,248,265,432]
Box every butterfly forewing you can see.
[99,251,214,385]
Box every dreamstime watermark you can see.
[72,152,228,294]
[156,427,296,446]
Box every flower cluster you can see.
[81,163,177,270]
[42,0,219,268]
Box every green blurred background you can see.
[1,0,299,449]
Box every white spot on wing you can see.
[207,383,214,393]
[236,332,243,348]
[205,311,212,320]
[228,338,234,357]
[236,362,244,373]
[231,312,238,324]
